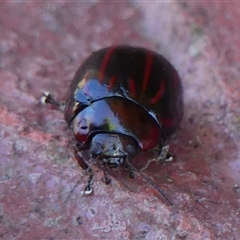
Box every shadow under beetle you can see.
[42,45,183,204]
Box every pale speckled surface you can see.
[0,1,239,239]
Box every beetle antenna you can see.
[64,179,82,204]
[127,161,173,206]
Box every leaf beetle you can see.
[42,45,183,202]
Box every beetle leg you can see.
[103,168,111,185]
[125,157,135,178]
[158,144,169,159]
[128,164,135,179]
[157,146,174,161]
[158,144,174,160]
[74,148,94,195]
[41,92,65,111]
[84,168,94,195]
[74,147,89,170]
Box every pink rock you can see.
[0,1,239,239]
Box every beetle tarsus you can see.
[164,153,174,162]
[157,145,170,160]
[83,168,94,195]
[41,92,59,105]
[83,186,93,195]
[104,169,112,185]
[128,165,135,178]
[74,148,89,170]
[74,148,94,195]
[41,92,65,111]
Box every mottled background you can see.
[0,1,240,239]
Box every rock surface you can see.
[0,1,239,239]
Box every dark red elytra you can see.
[99,46,116,83]
[63,45,183,197]
[128,78,136,97]
[107,76,116,91]
[65,45,183,139]
[142,51,153,93]
[149,79,165,105]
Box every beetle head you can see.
[90,133,138,167]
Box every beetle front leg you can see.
[84,168,94,195]
[74,149,94,195]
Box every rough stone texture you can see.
[0,1,239,239]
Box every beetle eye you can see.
[126,144,137,157]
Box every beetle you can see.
[42,45,183,199]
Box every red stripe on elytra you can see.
[108,76,117,90]
[149,79,165,104]
[99,47,115,83]
[142,52,153,93]
[128,78,136,96]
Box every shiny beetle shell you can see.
[65,45,183,152]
